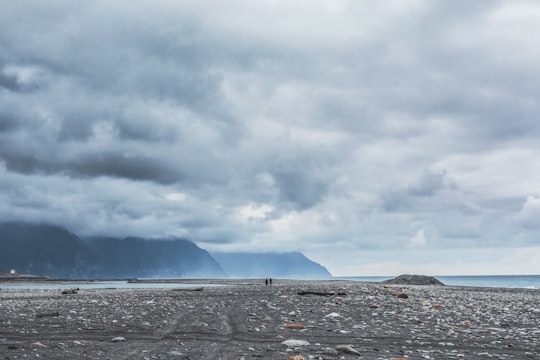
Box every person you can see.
[265,278,268,286]
[269,278,272,286]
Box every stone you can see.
[335,344,361,355]
[111,337,126,342]
[322,347,339,356]
[325,312,341,318]
[281,339,310,347]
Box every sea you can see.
[1,275,540,290]
[0,281,223,291]
[339,275,540,289]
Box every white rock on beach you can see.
[281,339,310,347]
[325,312,341,318]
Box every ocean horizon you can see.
[339,274,540,289]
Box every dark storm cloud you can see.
[272,170,329,210]
[69,152,181,184]
[0,112,21,132]
[380,168,461,213]
[0,71,20,92]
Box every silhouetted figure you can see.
[265,278,268,286]
[269,278,273,286]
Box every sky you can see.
[1,1,540,276]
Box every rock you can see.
[61,288,79,295]
[325,312,341,318]
[290,355,304,360]
[335,344,361,355]
[383,274,445,286]
[281,339,310,347]
[111,337,126,342]
[323,347,339,356]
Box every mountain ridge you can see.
[211,251,332,278]
[0,222,331,279]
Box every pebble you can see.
[335,344,361,355]
[111,337,126,342]
[1,279,539,359]
[282,339,310,347]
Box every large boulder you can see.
[383,274,445,286]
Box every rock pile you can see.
[383,274,445,286]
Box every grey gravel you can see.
[0,279,539,359]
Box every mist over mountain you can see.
[211,252,332,278]
[0,222,97,278]
[0,222,331,279]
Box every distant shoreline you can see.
[3,273,540,289]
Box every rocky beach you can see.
[1,279,539,359]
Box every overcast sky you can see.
[1,1,540,276]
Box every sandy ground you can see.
[1,279,539,359]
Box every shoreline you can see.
[2,275,540,291]
[1,279,539,359]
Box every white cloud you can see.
[514,195,540,229]
[409,228,428,247]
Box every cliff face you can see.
[211,251,332,278]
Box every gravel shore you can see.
[1,279,539,359]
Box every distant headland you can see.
[0,222,332,279]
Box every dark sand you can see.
[1,279,539,359]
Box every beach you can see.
[1,279,539,359]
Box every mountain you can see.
[0,222,97,278]
[211,251,332,278]
[83,236,225,278]
[0,222,224,278]
[0,222,332,279]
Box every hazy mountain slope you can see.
[0,222,97,278]
[83,236,225,278]
[0,222,224,278]
[0,222,331,279]
[211,251,332,278]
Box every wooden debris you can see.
[284,323,305,329]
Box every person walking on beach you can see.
[269,278,272,286]
[265,278,268,286]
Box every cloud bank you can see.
[1,1,540,275]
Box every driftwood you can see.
[171,287,204,292]
[36,311,60,319]
[297,290,346,296]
